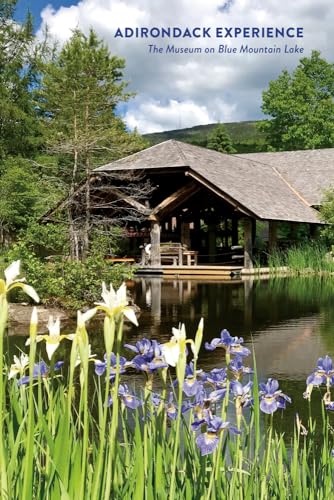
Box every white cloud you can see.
[125,98,219,133]
[38,0,334,132]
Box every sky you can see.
[15,0,334,133]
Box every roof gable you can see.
[94,140,323,224]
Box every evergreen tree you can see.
[37,29,147,258]
[207,124,236,154]
[0,1,43,160]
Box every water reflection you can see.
[7,275,334,435]
[128,276,334,378]
[125,276,334,433]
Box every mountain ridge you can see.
[144,120,268,153]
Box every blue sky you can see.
[13,0,334,133]
[15,0,77,25]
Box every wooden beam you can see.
[186,170,256,218]
[243,218,254,270]
[151,182,200,218]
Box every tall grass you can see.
[1,263,334,498]
[268,242,334,275]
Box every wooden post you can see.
[252,219,256,245]
[150,218,161,267]
[243,218,253,269]
[232,217,238,246]
[181,222,191,248]
[269,220,278,253]
[208,223,216,263]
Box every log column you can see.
[243,218,254,270]
[149,216,161,267]
[232,216,239,246]
[208,223,216,263]
[181,222,191,248]
[269,220,278,253]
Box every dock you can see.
[135,265,242,278]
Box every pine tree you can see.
[0,1,42,160]
[207,124,236,154]
[38,29,147,258]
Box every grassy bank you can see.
[1,262,334,498]
[268,243,334,275]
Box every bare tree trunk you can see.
[82,156,90,260]
[69,92,80,260]
[82,103,90,260]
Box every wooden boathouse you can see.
[91,140,325,275]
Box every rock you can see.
[8,303,72,336]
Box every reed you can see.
[269,242,334,275]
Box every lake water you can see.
[7,275,334,433]
[125,276,334,432]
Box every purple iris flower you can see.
[205,329,250,357]
[182,363,203,397]
[166,392,178,420]
[17,360,64,386]
[230,380,253,408]
[151,392,162,408]
[306,356,334,387]
[118,384,142,409]
[195,416,240,456]
[259,378,291,414]
[201,367,227,389]
[124,338,153,356]
[107,384,142,409]
[131,341,168,373]
[194,386,227,417]
[94,353,127,380]
[228,356,253,380]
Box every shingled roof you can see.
[239,149,334,207]
[95,140,323,224]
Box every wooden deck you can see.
[135,264,242,278]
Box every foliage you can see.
[0,2,43,160]
[207,123,236,154]
[37,28,146,176]
[0,157,63,239]
[2,228,132,309]
[319,188,334,244]
[36,28,147,257]
[1,268,334,498]
[260,51,334,151]
[17,220,70,256]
